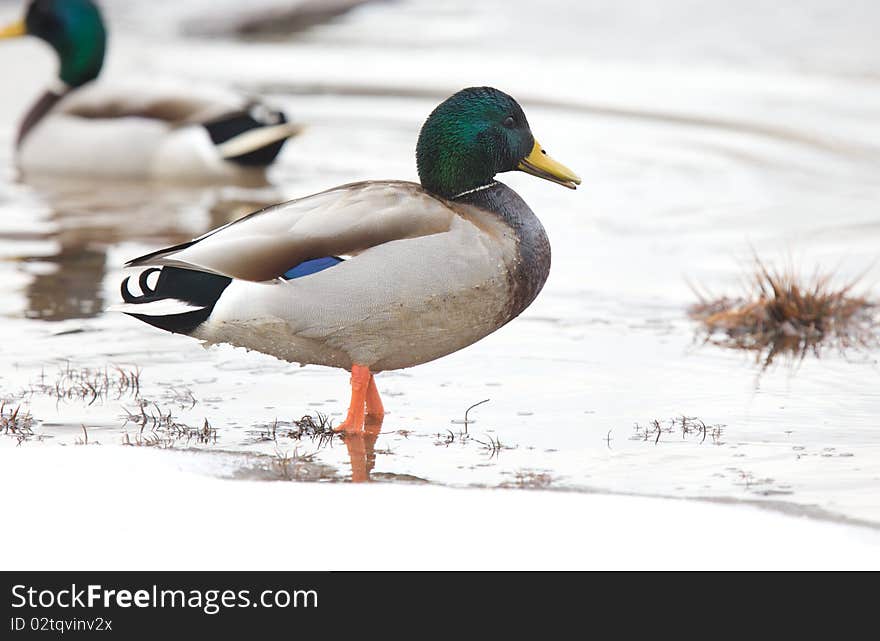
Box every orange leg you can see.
[334,364,371,433]
[366,374,385,420]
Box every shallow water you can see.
[1,0,879,525]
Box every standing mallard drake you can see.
[0,0,301,179]
[114,87,580,431]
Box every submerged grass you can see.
[689,256,876,366]
[500,469,555,489]
[631,416,724,445]
[121,401,216,448]
[273,447,322,481]
[21,363,215,447]
[28,364,142,405]
[433,427,513,459]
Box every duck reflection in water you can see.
[8,176,279,322]
[341,417,383,483]
[24,244,106,320]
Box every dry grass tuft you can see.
[250,414,338,451]
[689,257,876,365]
[1,400,36,445]
[288,414,336,445]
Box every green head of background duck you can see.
[1,0,106,88]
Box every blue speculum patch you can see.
[282,256,343,280]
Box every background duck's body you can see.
[2,0,300,179]
[17,80,299,179]
[116,87,580,431]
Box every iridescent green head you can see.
[416,86,581,199]
[0,0,106,87]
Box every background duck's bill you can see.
[0,20,26,38]
[517,140,581,189]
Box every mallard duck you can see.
[185,0,373,38]
[0,0,301,179]
[114,87,580,431]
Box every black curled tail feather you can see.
[120,267,232,335]
[120,267,163,303]
[203,103,292,167]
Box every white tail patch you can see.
[216,123,303,160]
[108,299,205,316]
[143,269,160,292]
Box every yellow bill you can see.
[517,140,581,189]
[0,19,26,39]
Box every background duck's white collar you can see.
[48,78,71,95]
[452,182,498,200]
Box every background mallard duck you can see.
[182,0,374,38]
[114,86,580,431]
[0,0,302,179]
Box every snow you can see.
[3,445,878,570]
